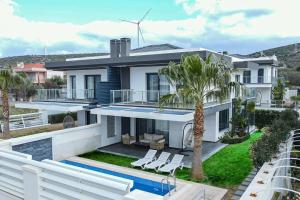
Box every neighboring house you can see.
[231,55,279,106]
[15,38,278,149]
[15,62,64,84]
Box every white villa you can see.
[15,38,279,149]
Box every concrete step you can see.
[237,185,248,191]
[234,189,245,196]
[231,194,241,200]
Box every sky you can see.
[0,0,300,57]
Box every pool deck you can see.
[69,156,228,200]
[98,142,227,168]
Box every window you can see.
[70,76,76,99]
[219,109,229,131]
[146,73,170,102]
[243,71,251,83]
[235,75,240,83]
[258,69,264,83]
[107,116,115,138]
[85,75,101,99]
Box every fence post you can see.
[22,165,41,200]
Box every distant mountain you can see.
[249,43,300,69]
[0,53,108,67]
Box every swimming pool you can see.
[61,160,174,196]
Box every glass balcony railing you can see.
[35,89,96,102]
[110,89,230,109]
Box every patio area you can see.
[98,141,227,167]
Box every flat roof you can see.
[91,106,194,122]
[15,102,89,112]
[45,49,232,71]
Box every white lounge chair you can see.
[131,149,157,168]
[158,154,184,175]
[143,151,171,170]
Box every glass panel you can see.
[155,120,169,144]
[219,109,229,131]
[70,76,76,99]
[258,69,264,83]
[159,75,170,95]
[107,116,115,138]
[147,73,159,102]
[243,71,251,83]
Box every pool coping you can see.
[68,156,228,200]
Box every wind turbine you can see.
[120,9,151,48]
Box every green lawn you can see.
[80,131,262,188]
[0,106,37,116]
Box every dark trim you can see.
[45,50,232,71]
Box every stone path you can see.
[231,168,258,200]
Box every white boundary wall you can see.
[0,150,133,200]
[1,123,121,161]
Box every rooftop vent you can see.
[120,38,131,57]
[110,39,120,58]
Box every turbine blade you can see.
[139,9,151,22]
[119,19,137,24]
[139,27,145,43]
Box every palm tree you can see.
[0,66,24,137]
[159,54,239,179]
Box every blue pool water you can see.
[61,160,174,196]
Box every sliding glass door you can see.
[146,73,170,102]
[70,76,76,99]
[85,75,101,99]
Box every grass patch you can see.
[0,123,64,139]
[80,131,262,188]
[0,106,37,117]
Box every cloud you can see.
[176,0,300,38]
[0,0,299,57]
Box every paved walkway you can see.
[99,141,227,168]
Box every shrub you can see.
[255,110,281,130]
[219,132,250,144]
[48,112,77,124]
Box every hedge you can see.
[255,109,281,130]
[48,112,77,124]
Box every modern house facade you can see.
[231,55,279,106]
[15,38,278,149]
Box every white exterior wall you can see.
[46,70,64,79]
[66,69,108,99]
[97,115,122,147]
[130,66,176,92]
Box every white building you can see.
[15,38,279,149]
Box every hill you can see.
[0,53,108,67]
[249,43,300,69]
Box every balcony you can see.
[35,89,97,103]
[110,90,230,109]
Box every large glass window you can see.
[243,71,251,83]
[107,116,115,138]
[146,73,170,102]
[219,109,229,131]
[85,75,101,99]
[258,69,264,83]
[136,119,169,144]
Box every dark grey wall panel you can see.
[12,138,53,161]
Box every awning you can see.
[15,102,88,112]
[91,106,194,122]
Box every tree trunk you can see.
[191,103,204,180]
[1,89,10,137]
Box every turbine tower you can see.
[120,9,151,47]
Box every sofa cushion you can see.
[140,139,150,144]
[153,135,164,141]
[144,133,153,141]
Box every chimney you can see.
[110,39,120,58]
[120,38,131,57]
